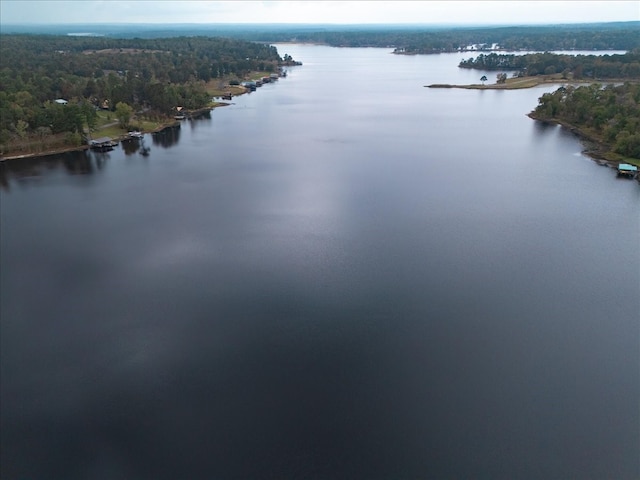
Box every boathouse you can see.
[89,137,115,151]
[242,81,256,91]
[617,163,638,178]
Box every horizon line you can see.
[2,20,638,27]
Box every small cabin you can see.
[617,163,638,178]
[174,106,187,120]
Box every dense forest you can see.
[4,22,639,51]
[262,23,640,53]
[0,35,288,151]
[531,82,640,159]
[459,50,640,78]
[386,23,640,54]
[140,22,640,53]
[165,22,639,53]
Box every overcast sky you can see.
[1,1,638,26]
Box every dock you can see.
[89,137,116,151]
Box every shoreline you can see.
[426,75,637,90]
[0,106,223,162]
[526,112,640,168]
[427,76,640,168]
[428,78,588,90]
[0,75,282,162]
[1,125,172,163]
[4,77,636,168]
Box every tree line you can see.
[531,82,640,159]
[0,34,288,149]
[210,22,639,53]
[458,50,640,78]
[23,22,633,54]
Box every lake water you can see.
[1,45,638,480]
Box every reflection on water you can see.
[0,141,159,189]
[122,137,152,157]
[122,137,141,155]
[0,150,107,189]
[187,110,213,132]
[533,119,559,133]
[152,124,181,148]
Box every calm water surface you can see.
[1,45,639,480]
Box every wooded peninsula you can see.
[452,51,640,163]
[529,82,640,163]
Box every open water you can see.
[1,45,638,480]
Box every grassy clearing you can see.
[206,83,247,97]
[90,109,169,139]
[95,110,117,127]
[427,74,596,90]
[205,70,277,97]
[92,124,126,139]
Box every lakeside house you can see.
[459,43,501,52]
[55,99,68,105]
[174,106,186,120]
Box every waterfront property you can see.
[174,106,187,120]
[89,136,115,151]
[617,163,638,178]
